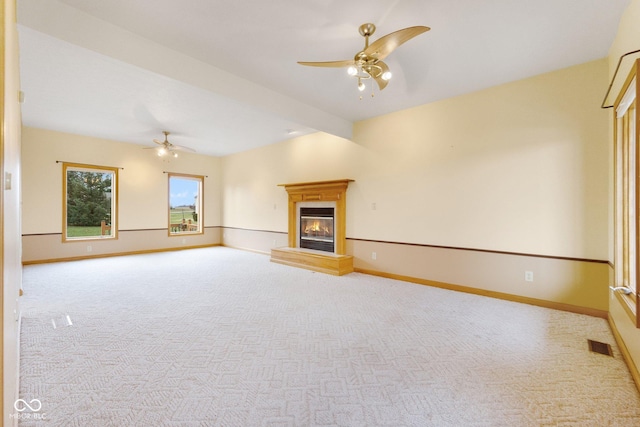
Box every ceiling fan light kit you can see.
[157,150,179,158]
[146,131,195,158]
[298,23,430,98]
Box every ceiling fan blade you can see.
[171,145,196,153]
[373,61,390,91]
[153,139,164,145]
[297,59,355,68]
[364,26,430,60]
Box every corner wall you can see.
[3,0,22,423]
[21,127,222,263]
[221,58,610,315]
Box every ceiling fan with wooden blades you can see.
[298,23,430,95]
[145,131,195,158]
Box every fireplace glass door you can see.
[300,208,335,252]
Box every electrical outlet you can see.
[87,245,92,253]
[273,239,277,247]
[372,202,377,211]
[182,238,186,244]
[525,271,533,282]
[372,252,377,260]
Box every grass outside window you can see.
[168,173,204,236]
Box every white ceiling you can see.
[17,0,630,157]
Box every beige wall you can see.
[608,0,640,384]
[21,127,222,262]
[3,0,22,422]
[224,59,608,259]
[221,59,609,313]
[352,60,608,259]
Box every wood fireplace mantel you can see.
[279,179,352,254]
[271,179,354,275]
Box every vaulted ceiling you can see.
[18,0,630,156]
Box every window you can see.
[63,163,118,241]
[613,59,639,326]
[168,173,203,235]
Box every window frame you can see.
[613,59,639,327]
[62,162,119,242]
[167,173,204,236]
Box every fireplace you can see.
[300,207,334,252]
[271,179,354,276]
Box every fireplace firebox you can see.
[300,207,334,252]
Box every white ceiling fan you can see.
[146,131,195,158]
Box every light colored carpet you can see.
[18,246,640,426]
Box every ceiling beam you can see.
[17,0,353,141]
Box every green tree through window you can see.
[63,163,118,240]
